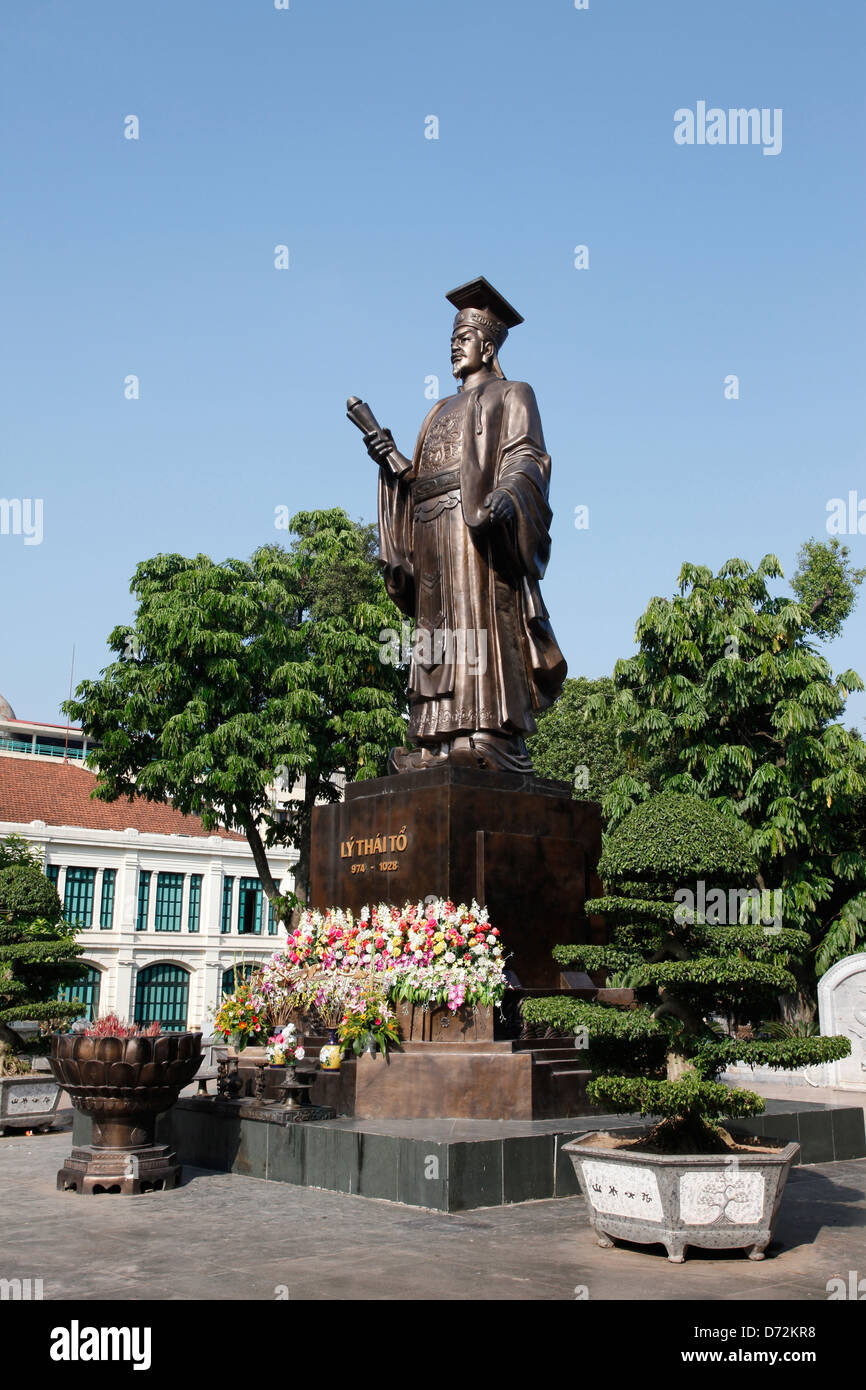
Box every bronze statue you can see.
[349,277,566,773]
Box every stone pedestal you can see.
[309,767,602,989]
[57,1142,181,1195]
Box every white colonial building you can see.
[0,696,296,1031]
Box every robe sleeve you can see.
[377,468,415,617]
[376,399,446,618]
[490,382,553,584]
[488,383,568,704]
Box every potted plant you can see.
[522,794,851,1262]
[50,1013,202,1195]
[300,975,357,1071]
[212,976,268,1053]
[265,1023,305,1070]
[0,835,83,1131]
[264,1023,311,1109]
[338,981,401,1057]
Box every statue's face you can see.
[451,326,492,378]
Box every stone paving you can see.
[1,1112,864,1301]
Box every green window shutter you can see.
[63,867,96,929]
[154,872,184,932]
[134,963,190,1031]
[238,878,263,935]
[267,896,278,935]
[45,864,60,888]
[99,869,116,929]
[221,877,234,934]
[221,962,257,996]
[136,871,151,931]
[56,966,102,1022]
[187,874,202,933]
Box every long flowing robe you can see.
[378,377,567,743]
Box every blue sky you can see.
[2,0,864,727]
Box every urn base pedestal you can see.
[56,1142,182,1195]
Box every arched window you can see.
[221,962,258,997]
[134,963,190,1032]
[56,965,102,1022]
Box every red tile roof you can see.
[0,755,245,840]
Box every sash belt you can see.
[412,468,461,503]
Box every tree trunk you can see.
[238,810,282,902]
[291,779,318,908]
[666,1051,697,1082]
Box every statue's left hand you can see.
[485,489,516,524]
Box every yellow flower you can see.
[433,942,445,955]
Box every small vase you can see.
[319,1028,342,1072]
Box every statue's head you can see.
[451,323,499,381]
[445,277,524,384]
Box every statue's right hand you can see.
[363,428,395,465]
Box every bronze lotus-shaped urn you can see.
[50,1031,202,1195]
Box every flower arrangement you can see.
[211,979,268,1050]
[83,1014,161,1038]
[338,984,402,1056]
[279,898,507,1015]
[257,953,306,1031]
[265,1023,305,1068]
[298,973,358,1030]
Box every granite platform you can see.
[71,1094,866,1212]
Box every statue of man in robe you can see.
[351,277,567,773]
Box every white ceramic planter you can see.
[563,1128,799,1263]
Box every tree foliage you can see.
[64,509,408,908]
[791,536,866,642]
[522,794,850,1149]
[0,838,84,1058]
[596,551,866,977]
[527,676,669,808]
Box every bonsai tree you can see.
[522,794,850,1151]
[0,835,84,1068]
[594,549,866,979]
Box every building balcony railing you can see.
[0,737,87,759]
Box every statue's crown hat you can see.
[446,277,523,347]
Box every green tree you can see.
[64,509,407,911]
[522,795,849,1151]
[528,675,670,808]
[791,536,866,641]
[0,836,84,1063]
[598,551,866,978]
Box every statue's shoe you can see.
[447,732,534,773]
[387,744,447,773]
